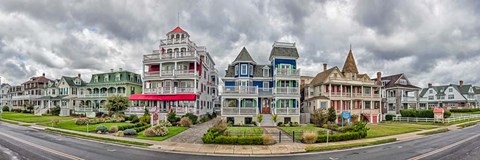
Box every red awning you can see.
[129,94,196,101]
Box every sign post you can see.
[433,107,445,123]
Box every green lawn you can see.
[280,124,329,141]
[2,112,74,124]
[366,123,438,138]
[225,127,264,136]
[52,120,130,132]
[135,127,188,141]
[305,138,397,152]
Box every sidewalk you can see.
[6,119,480,155]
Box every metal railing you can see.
[258,88,273,96]
[144,69,198,79]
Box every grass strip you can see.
[305,138,397,152]
[458,122,478,128]
[45,128,152,147]
[417,128,449,135]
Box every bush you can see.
[149,124,169,136]
[167,111,179,123]
[303,131,318,144]
[251,121,257,126]
[272,114,278,122]
[262,134,275,145]
[277,122,283,127]
[110,126,118,133]
[352,121,369,138]
[144,128,156,137]
[257,114,263,123]
[327,107,337,122]
[214,136,238,144]
[444,111,452,118]
[317,132,362,143]
[211,120,228,133]
[11,109,21,113]
[139,114,151,124]
[311,109,328,127]
[1,106,8,112]
[202,129,219,144]
[180,117,193,127]
[95,125,109,133]
[115,131,125,137]
[75,118,88,125]
[400,109,434,118]
[49,106,61,116]
[183,113,198,124]
[158,120,172,127]
[123,129,138,135]
[133,125,150,133]
[450,108,480,113]
[213,136,263,145]
[385,114,396,121]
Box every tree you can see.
[311,109,327,127]
[50,105,61,116]
[327,106,337,122]
[26,104,34,112]
[105,95,129,117]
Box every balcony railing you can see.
[275,87,299,95]
[10,95,43,100]
[144,87,195,94]
[159,38,195,46]
[258,88,273,96]
[222,86,258,95]
[175,69,196,77]
[144,69,198,79]
[78,93,126,98]
[401,96,417,102]
[222,107,257,115]
[274,68,300,77]
[74,107,108,112]
[144,51,198,62]
[275,108,300,115]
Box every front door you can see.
[262,99,271,114]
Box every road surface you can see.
[0,122,479,160]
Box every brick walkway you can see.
[165,118,219,144]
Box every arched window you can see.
[170,34,174,39]
[181,48,186,53]
[176,34,180,39]
[174,48,179,53]
[167,49,172,53]
[181,34,185,39]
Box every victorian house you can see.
[371,73,421,117]
[9,73,50,110]
[221,42,301,125]
[78,69,142,116]
[419,81,477,109]
[128,26,219,119]
[304,48,382,124]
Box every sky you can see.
[0,0,480,88]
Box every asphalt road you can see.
[0,122,479,160]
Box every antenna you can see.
[177,12,180,27]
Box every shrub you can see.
[351,114,359,122]
[317,132,362,143]
[95,125,108,133]
[327,107,337,122]
[202,130,219,144]
[110,126,119,133]
[158,120,172,127]
[262,134,275,145]
[199,117,210,123]
[400,109,435,118]
[75,118,88,125]
[183,113,198,124]
[50,106,61,116]
[272,114,278,122]
[1,106,8,112]
[115,131,124,137]
[150,124,169,136]
[123,129,138,135]
[211,120,228,133]
[352,121,369,138]
[133,125,150,133]
[144,128,156,137]
[180,117,192,127]
[444,111,452,118]
[214,136,238,144]
[311,109,328,127]
[450,108,480,113]
[277,122,283,127]
[237,136,263,145]
[385,114,396,121]
[167,111,179,123]
[251,121,257,126]
[303,131,318,144]
[139,114,151,124]
[257,114,263,123]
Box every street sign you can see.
[342,111,351,119]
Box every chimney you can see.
[428,83,432,88]
[78,73,81,78]
[376,72,382,85]
[323,64,327,71]
[110,69,114,72]
[42,73,45,77]
[119,68,123,71]
[459,80,464,87]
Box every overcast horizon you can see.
[1,0,479,87]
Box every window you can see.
[399,79,407,85]
[263,82,269,89]
[428,96,434,100]
[234,65,238,76]
[263,68,270,77]
[94,76,98,82]
[448,95,454,99]
[115,73,121,81]
[320,102,327,109]
[104,74,109,82]
[429,90,433,94]
[241,64,247,75]
[365,101,371,109]
[449,88,453,92]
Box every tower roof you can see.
[170,26,186,33]
[341,49,359,74]
[233,47,256,63]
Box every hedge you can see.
[316,132,364,143]
[400,109,452,118]
[118,122,147,131]
[450,108,480,113]
[385,114,396,121]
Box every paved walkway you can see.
[4,118,479,155]
[166,118,219,144]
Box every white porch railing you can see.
[78,93,126,98]
[274,68,300,77]
[144,87,195,94]
[275,108,300,115]
[392,114,480,123]
[258,88,273,96]
[222,86,258,95]
[275,87,299,95]
[222,107,257,115]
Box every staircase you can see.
[260,114,276,126]
[34,106,48,116]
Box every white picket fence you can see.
[393,114,480,123]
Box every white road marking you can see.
[408,133,480,160]
[0,132,84,160]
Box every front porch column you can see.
[329,83,332,97]
[340,84,343,97]
[238,98,241,115]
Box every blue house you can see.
[221,42,301,126]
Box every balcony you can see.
[274,68,300,78]
[222,107,257,115]
[221,86,258,95]
[401,96,417,102]
[78,93,126,98]
[387,97,396,103]
[74,107,108,112]
[258,88,273,96]
[275,87,299,96]
[144,51,198,63]
[275,108,300,115]
[10,95,43,100]
[144,87,195,94]
[143,69,199,79]
[159,38,195,46]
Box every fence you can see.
[392,114,480,123]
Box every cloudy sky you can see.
[0,0,479,87]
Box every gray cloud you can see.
[0,0,479,88]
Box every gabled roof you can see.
[62,76,87,87]
[233,47,256,63]
[169,26,186,33]
[372,73,420,89]
[269,42,299,60]
[420,84,474,97]
[341,49,359,74]
[309,67,339,86]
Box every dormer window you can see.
[449,88,453,92]
[94,76,98,82]
[263,68,270,77]
[429,90,433,94]
[104,74,109,82]
[234,65,238,76]
[115,73,121,81]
